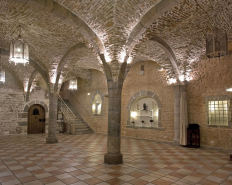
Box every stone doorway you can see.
[28,104,45,134]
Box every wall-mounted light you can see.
[69,78,77,90]
[226,88,232,92]
[168,78,177,84]
[139,65,144,76]
[0,69,5,83]
[87,93,90,95]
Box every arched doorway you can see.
[28,104,45,134]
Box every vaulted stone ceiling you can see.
[54,0,162,62]
[0,0,99,85]
[0,0,231,89]
[134,0,232,81]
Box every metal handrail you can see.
[58,95,76,122]
[69,92,94,119]
[69,92,96,131]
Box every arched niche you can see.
[126,90,162,128]
[91,90,104,116]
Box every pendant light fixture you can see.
[9,25,29,65]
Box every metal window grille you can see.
[206,96,230,126]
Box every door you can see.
[28,104,45,134]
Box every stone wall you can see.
[187,54,232,149]
[61,60,232,149]
[0,70,49,135]
[122,61,174,142]
[62,61,174,142]
[29,78,49,122]
[0,70,25,134]
[61,70,108,133]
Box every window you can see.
[32,108,40,115]
[207,97,230,126]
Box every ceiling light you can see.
[9,25,29,66]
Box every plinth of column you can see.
[104,153,123,164]
[46,136,58,144]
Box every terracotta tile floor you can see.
[0,133,231,185]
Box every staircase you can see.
[58,96,94,135]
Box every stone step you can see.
[60,99,94,135]
[75,129,94,135]
[75,121,85,123]
[75,124,89,127]
[74,118,82,121]
[75,122,85,125]
[75,127,89,130]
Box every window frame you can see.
[206,96,231,127]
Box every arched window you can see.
[126,91,162,128]
[32,108,40,115]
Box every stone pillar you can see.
[173,85,185,146]
[104,81,123,164]
[46,93,58,143]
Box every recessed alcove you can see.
[126,90,163,130]
[91,90,104,116]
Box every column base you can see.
[104,153,123,164]
[46,136,58,144]
[173,139,180,146]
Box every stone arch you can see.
[126,90,162,128]
[126,0,184,55]
[25,70,38,102]
[55,43,86,92]
[24,100,48,113]
[2,66,24,91]
[127,37,181,81]
[0,48,50,92]
[4,0,104,54]
[91,90,104,116]
[149,37,181,80]
[29,59,49,91]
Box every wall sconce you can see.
[0,69,5,83]
[69,78,77,90]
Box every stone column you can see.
[104,80,123,164]
[173,85,185,145]
[46,93,58,143]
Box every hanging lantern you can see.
[206,28,228,58]
[69,78,78,90]
[9,26,29,65]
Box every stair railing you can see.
[58,95,76,133]
[69,91,96,128]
